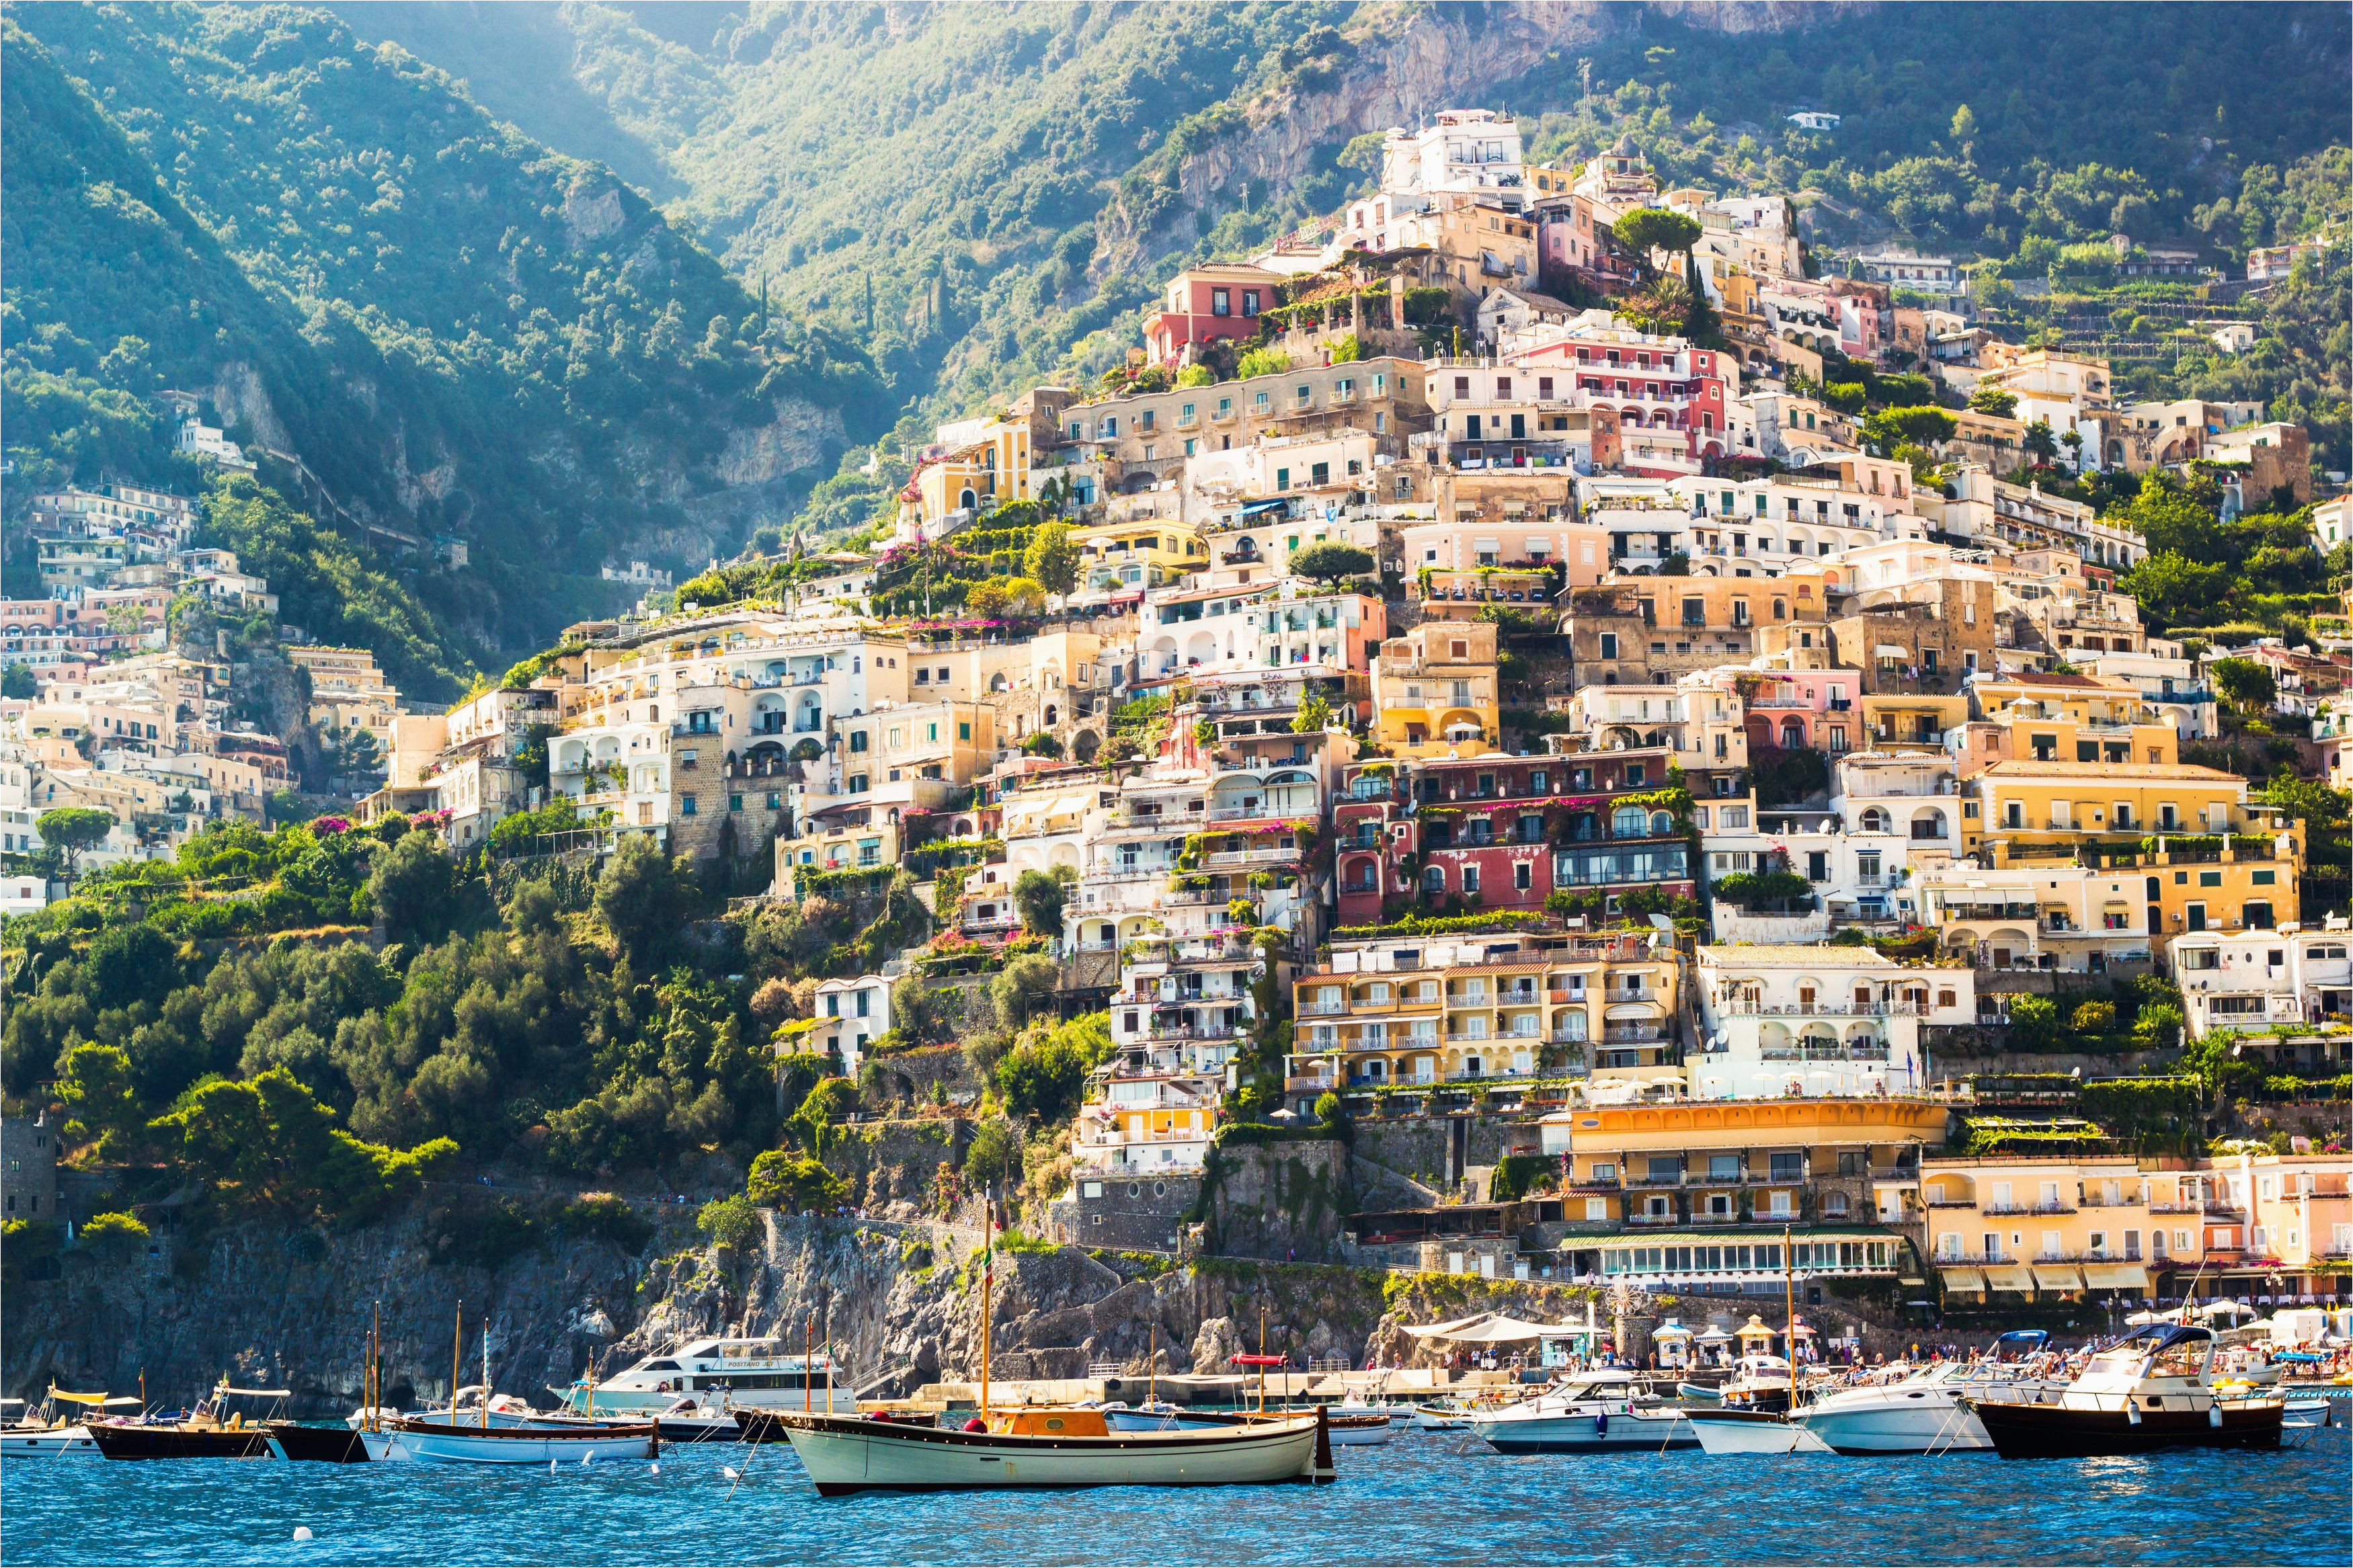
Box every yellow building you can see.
[286,645,400,742]
[1921,1153,2199,1301]
[1371,620,1501,757]
[1287,928,1678,1093]
[1554,1096,1948,1237]
[1859,691,1966,751]
[831,700,996,795]
[774,817,905,899]
[1966,759,2301,935]
[1957,671,2177,776]
[1072,520,1207,596]
[911,416,1034,529]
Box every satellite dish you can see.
[1648,915,1674,931]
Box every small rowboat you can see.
[367,1417,659,1465]
[768,1405,1336,1495]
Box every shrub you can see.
[696,1192,763,1253]
[747,1149,849,1213]
[2071,1000,2118,1033]
[77,1210,151,1251]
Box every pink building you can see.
[1744,671,1863,755]
[1142,264,1284,365]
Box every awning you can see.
[1937,1266,1989,1294]
[1983,1265,2036,1294]
[1875,645,1910,659]
[2031,1264,2084,1292]
[2081,1263,2152,1292]
[1400,1313,1568,1344]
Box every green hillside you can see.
[4,1,2346,688]
[3,5,886,674]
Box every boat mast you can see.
[1148,1321,1156,1409]
[1259,1301,1269,1415]
[824,1312,833,1415]
[480,1318,490,1430]
[450,1300,463,1423]
[1783,1225,1796,1411]
[979,1186,994,1426]
[368,1303,381,1434]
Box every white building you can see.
[806,975,893,1074]
[1691,945,1973,1098]
[2169,927,2353,1042]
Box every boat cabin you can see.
[990,1408,1111,1438]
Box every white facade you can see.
[1692,945,1972,1097]
[808,975,893,1074]
[2169,928,2353,1040]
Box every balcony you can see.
[1722,1000,1923,1018]
[1982,1202,2077,1216]
[1201,845,1299,870]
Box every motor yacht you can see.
[0,1389,137,1458]
[1798,1357,2067,1454]
[1967,1323,2284,1457]
[1468,1369,1695,1453]
[552,1337,850,1417]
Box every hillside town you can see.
[4,110,2347,1328]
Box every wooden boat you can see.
[370,1306,656,1463]
[765,1405,1335,1495]
[265,1422,372,1463]
[1966,1324,2284,1458]
[88,1382,286,1460]
[1102,1402,1392,1446]
[369,1416,659,1464]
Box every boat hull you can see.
[771,1409,1335,1495]
[1105,1407,1389,1444]
[1970,1398,2283,1458]
[88,1424,273,1461]
[266,1423,373,1463]
[1801,1401,1992,1454]
[375,1419,658,1465]
[0,1426,99,1458]
[1473,1407,1696,1454]
[1688,1409,1833,1455]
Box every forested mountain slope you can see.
[3,5,886,673]
[343,1,2350,425]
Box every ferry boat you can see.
[1468,1369,1696,1453]
[1967,1324,2285,1458]
[552,1337,849,1417]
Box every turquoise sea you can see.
[3,1427,2347,1565]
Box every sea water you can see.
[3,1427,2346,1565]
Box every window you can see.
[1211,287,1231,317]
[680,794,699,817]
[958,721,972,741]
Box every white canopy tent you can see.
[1400,1313,1573,1345]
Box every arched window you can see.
[1611,804,1648,838]
[1423,865,1446,893]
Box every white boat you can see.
[0,1391,136,1458]
[766,1405,1336,1495]
[553,1337,850,1417]
[1410,1403,1474,1431]
[366,1417,659,1464]
[1687,1407,1833,1454]
[1797,1360,2066,1455]
[1468,1370,1696,1453]
[359,1388,586,1431]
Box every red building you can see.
[1142,264,1285,366]
[1332,747,1696,926]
